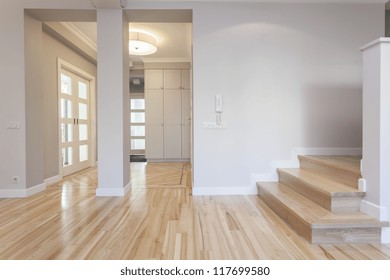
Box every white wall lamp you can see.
[129,32,157,56]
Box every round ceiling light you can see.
[129,32,157,56]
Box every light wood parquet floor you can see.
[0,162,390,260]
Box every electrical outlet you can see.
[12,176,20,184]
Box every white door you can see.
[181,89,191,159]
[145,89,164,159]
[59,69,91,176]
[164,89,182,159]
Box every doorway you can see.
[58,59,96,177]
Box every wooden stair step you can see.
[278,168,364,213]
[299,155,361,189]
[257,182,387,244]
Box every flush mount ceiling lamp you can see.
[129,32,157,56]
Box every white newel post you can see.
[361,38,390,243]
[96,9,130,196]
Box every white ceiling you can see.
[69,21,192,64]
[61,0,389,64]
[90,0,387,7]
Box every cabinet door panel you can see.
[164,90,181,125]
[145,70,163,89]
[146,124,164,159]
[164,70,182,89]
[181,124,191,159]
[182,69,191,90]
[145,90,164,125]
[164,125,182,159]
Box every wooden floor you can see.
[0,162,390,260]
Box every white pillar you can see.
[361,38,390,243]
[96,9,130,196]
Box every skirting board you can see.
[360,199,388,221]
[192,186,258,196]
[360,199,390,244]
[96,181,131,197]
[0,182,46,198]
[44,175,62,186]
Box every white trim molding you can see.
[60,22,97,52]
[192,185,257,196]
[360,199,390,243]
[96,182,132,197]
[360,199,388,221]
[0,183,46,198]
[44,175,62,186]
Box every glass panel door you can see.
[59,69,91,176]
[130,97,145,154]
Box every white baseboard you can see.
[360,199,388,220]
[44,175,62,186]
[192,185,257,196]
[0,182,46,198]
[382,227,390,244]
[26,183,46,196]
[293,147,362,156]
[96,181,131,197]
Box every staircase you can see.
[257,155,388,244]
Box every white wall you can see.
[0,1,26,191]
[191,3,384,194]
[42,29,97,179]
[25,12,44,190]
[0,1,385,197]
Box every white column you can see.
[96,9,130,196]
[361,38,390,243]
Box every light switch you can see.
[7,121,20,129]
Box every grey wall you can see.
[25,12,44,189]
[386,11,390,37]
[191,3,384,192]
[42,29,97,179]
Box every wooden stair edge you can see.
[257,182,386,229]
[298,155,362,177]
[277,168,365,197]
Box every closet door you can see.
[181,89,191,159]
[164,90,182,159]
[145,70,163,90]
[164,70,182,90]
[145,90,164,159]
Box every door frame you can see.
[57,58,97,178]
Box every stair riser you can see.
[300,159,360,189]
[258,185,380,244]
[312,228,381,244]
[258,185,312,242]
[278,171,361,213]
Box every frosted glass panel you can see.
[131,139,145,150]
[61,74,72,95]
[61,124,73,143]
[131,112,145,123]
[78,81,88,100]
[131,126,145,137]
[131,99,145,110]
[62,147,73,166]
[61,99,72,118]
[79,124,88,141]
[79,145,88,162]
[79,103,88,120]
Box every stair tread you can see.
[278,168,364,197]
[299,155,361,176]
[257,182,387,229]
